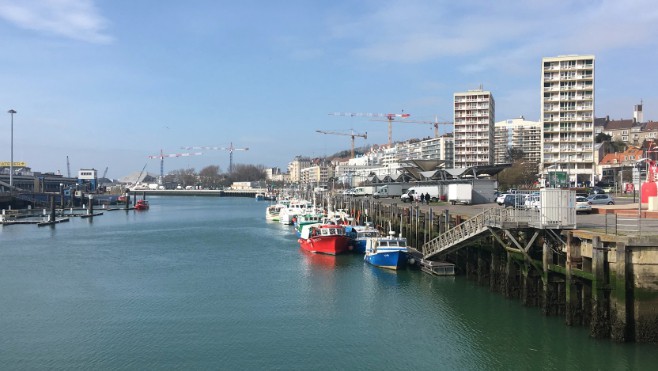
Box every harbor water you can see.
[1,196,656,370]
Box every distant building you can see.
[287,156,311,183]
[454,89,495,168]
[494,117,541,164]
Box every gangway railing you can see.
[422,196,576,261]
[422,208,505,260]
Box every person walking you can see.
[424,192,430,205]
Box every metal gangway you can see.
[422,189,577,261]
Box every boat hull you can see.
[298,236,351,255]
[365,250,408,270]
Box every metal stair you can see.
[422,208,508,260]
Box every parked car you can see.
[503,194,526,208]
[496,193,509,205]
[575,196,592,213]
[589,186,606,194]
[587,194,615,205]
[524,195,540,210]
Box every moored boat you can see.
[255,193,265,201]
[345,223,381,253]
[364,230,410,270]
[298,223,351,255]
[279,200,314,225]
[294,212,326,236]
[134,199,149,210]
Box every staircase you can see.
[422,208,507,260]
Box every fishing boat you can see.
[279,200,314,225]
[344,223,381,253]
[298,223,351,255]
[255,192,265,201]
[364,230,410,270]
[134,199,149,210]
[294,212,326,237]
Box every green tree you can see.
[595,132,612,143]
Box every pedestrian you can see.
[425,192,431,205]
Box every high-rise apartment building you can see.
[541,55,595,186]
[454,89,495,168]
[494,117,541,164]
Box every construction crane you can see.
[148,149,203,184]
[102,166,109,179]
[316,129,367,159]
[181,142,248,173]
[403,116,453,138]
[329,112,410,146]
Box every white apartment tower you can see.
[454,89,495,168]
[541,55,595,186]
[494,117,541,164]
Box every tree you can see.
[505,148,525,163]
[497,161,539,190]
[230,164,266,182]
[595,132,612,143]
[199,165,222,189]
[171,168,197,187]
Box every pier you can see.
[333,193,658,343]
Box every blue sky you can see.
[1,0,657,179]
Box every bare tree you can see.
[171,168,197,187]
[230,164,266,182]
[199,165,222,189]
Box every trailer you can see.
[373,184,408,199]
[447,183,472,205]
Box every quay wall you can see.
[333,196,658,343]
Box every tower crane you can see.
[148,149,203,184]
[316,129,367,159]
[329,112,410,146]
[402,116,453,138]
[181,142,248,173]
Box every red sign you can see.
[625,183,635,193]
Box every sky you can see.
[1,0,657,180]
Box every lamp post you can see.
[7,109,16,191]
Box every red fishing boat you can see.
[298,223,351,255]
[134,199,149,210]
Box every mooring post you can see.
[565,232,580,326]
[610,241,632,342]
[87,195,94,215]
[541,240,552,315]
[591,236,611,339]
[50,196,56,222]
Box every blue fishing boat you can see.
[344,223,380,253]
[364,230,410,270]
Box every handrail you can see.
[422,208,506,260]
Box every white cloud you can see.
[0,0,112,43]
[325,0,658,64]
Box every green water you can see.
[1,197,655,370]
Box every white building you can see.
[454,89,495,168]
[494,117,541,164]
[541,55,595,186]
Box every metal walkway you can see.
[422,202,577,261]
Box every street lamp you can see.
[7,109,16,191]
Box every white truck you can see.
[352,186,377,197]
[400,185,441,203]
[373,184,408,199]
[447,183,472,205]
